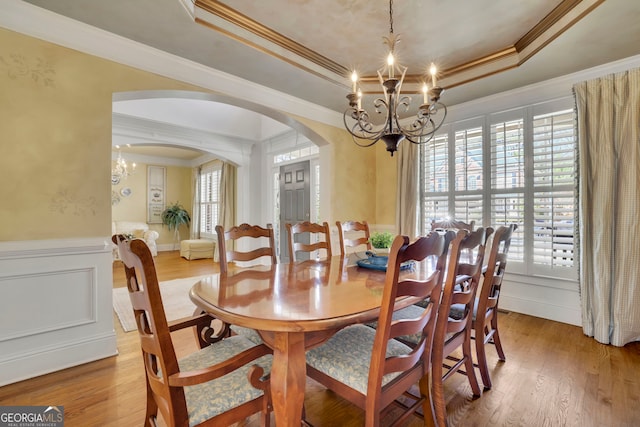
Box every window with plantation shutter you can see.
[453,126,483,227]
[454,127,483,191]
[199,165,221,236]
[419,133,448,232]
[532,109,575,269]
[490,119,525,262]
[418,98,576,279]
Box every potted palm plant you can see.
[161,202,191,249]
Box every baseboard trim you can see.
[0,332,118,387]
[501,294,582,326]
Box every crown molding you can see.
[192,0,604,95]
[0,0,343,128]
[445,53,640,121]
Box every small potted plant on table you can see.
[370,231,394,254]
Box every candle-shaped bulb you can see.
[351,71,358,93]
[387,53,395,78]
[422,83,428,104]
[357,89,362,110]
[430,63,437,87]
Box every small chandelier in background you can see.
[111,145,136,185]
[344,0,447,156]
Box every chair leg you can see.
[144,388,158,427]
[261,399,271,427]
[462,332,482,397]
[420,372,437,427]
[475,326,492,390]
[431,362,447,427]
[492,317,506,361]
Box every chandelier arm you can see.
[350,133,382,148]
[350,124,386,140]
[427,103,447,129]
[404,132,437,145]
[397,95,412,110]
[353,109,374,132]
[344,97,394,140]
[344,108,387,141]
[391,95,416,132]
[403,104,448,144]
[404,118,438,144]
[403,120,430,136]
[372,97,390,115]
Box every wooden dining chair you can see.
[431,227,490,426]
[336,220,371,256]
[431,218,475,232]
[216,223,277,275]
[306,232,446,426]
[286,221,332,261]
[473,223,517,389]
[112,235,273,427]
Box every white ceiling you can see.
[18,0,640,157]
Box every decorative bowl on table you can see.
[368,253,388,266]
[356,251,414,272]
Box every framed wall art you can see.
[147,166,166,224]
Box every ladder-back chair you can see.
[216,223,277,275]
[474,223,517,389]
[306,232,446,426]
[286,221,332,261]
[336,220,371,256]
[112,234,273,427]
[431,228,491,426]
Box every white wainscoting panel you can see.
[500,272,582,326]
[0,238,117,386]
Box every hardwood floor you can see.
[1,250,639,426]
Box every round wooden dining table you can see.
[189,254,435,427]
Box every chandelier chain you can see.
[389,0,394,34]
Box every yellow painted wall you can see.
[0,28,201,241]
[0,28,385,242]
[111,162,193,245]
[375,143,398,226]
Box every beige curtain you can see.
[219,162,236,231]
[574,67,640,346]
[396,142,419,238]
[190,167,201,239]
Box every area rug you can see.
[112,275,216,332]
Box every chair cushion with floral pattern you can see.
[177,335,272,426]
[305,325,412,395]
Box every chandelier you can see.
[111,145,136,185]
[344,0,446,156]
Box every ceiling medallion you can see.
[344,0,446,156]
